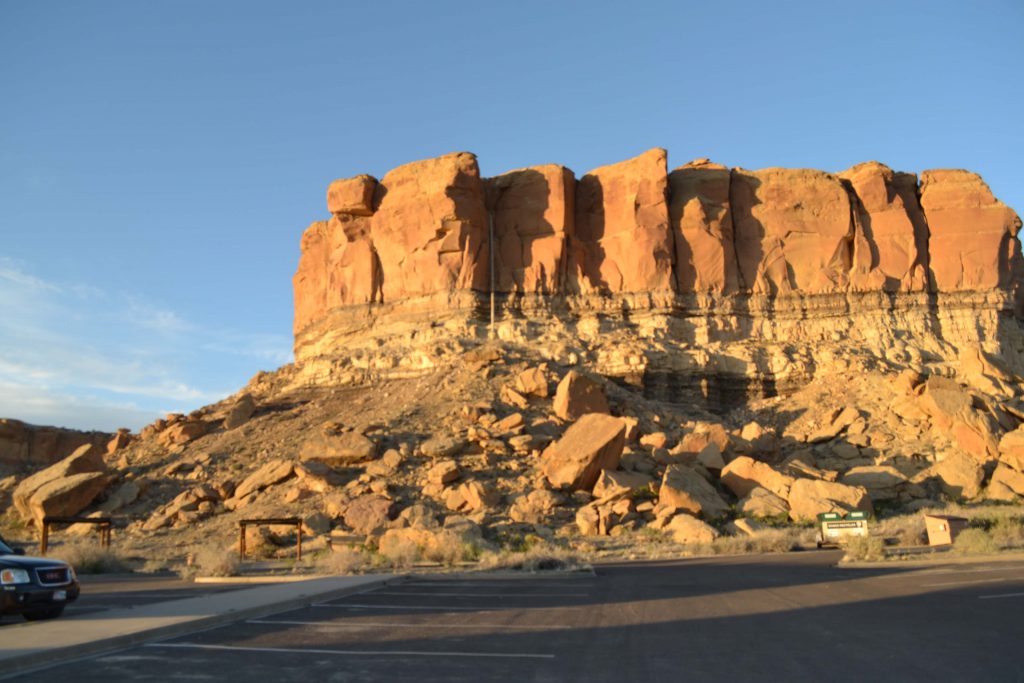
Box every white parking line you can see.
[370,591,589,598]
[247,619,568,630]
[312,603,503,611]
[872,566,1014,580]
[145,642,555,659]
[924,578,1007,588]
[979,592,1024,600]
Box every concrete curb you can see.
[0,573,405,677]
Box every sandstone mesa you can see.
[3,147,1024,567]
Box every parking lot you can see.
[9,552,1024,682]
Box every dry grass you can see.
[51,542,131,574]
[478,543,588,572]
[378,536,420,569]
[317,546,372,574]
[193,546,240,577]
[684,527,815,557]
[842,535,887,562]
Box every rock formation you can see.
[291,149,1024,413]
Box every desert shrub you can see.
[842,535,887,562]
[687,527,812,557]
[194,546,240,577]
[478,543,587,573]
[317,546,370,575]
[953,528,1000,555]
[378,536,420,569]
[52,542,131,574]
[988,517,1024,550]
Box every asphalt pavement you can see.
[9,550,1024,682]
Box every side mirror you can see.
[13,548,25,556]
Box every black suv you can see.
[0,536,79,621]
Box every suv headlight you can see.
[0,568,30,585]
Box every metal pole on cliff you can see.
[488,212,496,339]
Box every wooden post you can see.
[239,523,247,560]
[40,521,49,555]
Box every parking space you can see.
[0,574,270,628]
[12,553,1024,682]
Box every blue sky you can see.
[1,1,1022,431]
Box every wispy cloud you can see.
[0,258,292,431]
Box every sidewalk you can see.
[0,572,401,675]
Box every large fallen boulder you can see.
[720,456,794,499]
[736,486,790,518]
[541,414,626,491]
[233,460,295,500]
[913,451,985,499]
[658,465,729,520]
[786,478,872,522]
[13,444,107,522]
[24,472,109,526]
[300,426,378,466]
[664,514,719,545]
[341,494,397,535]
[552,371,609,421]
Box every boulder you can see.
[342,494,396,535]
[158,419,209,447]
[840,162,929,292]
[508,490,564,524]
[736,486,790,518]
[302,511,332,536]
[552,371,609,421]
[786,479,872,523]
[426,460,460,486]
[370,152,488,301]
[918,169,1022,291]
[998,427,1024,472]
[731,167,853,294]
[665,514,719,545]
[514,366,550,398]
[301,428,378,466]
[99,480,143,513]
[988,463,1024,497]
[106,429,133,455]
[484,165,575,293]
[326,174,377,216]
[568,148,674,293]
[13,444,107,521]
[840,466,909,501]
[669,159,739,293]
[914,451,985,499]
[592,469,654,499]
[541,414,626,491]
[658,465,729,520]
[25,472,109,525]
[234,460,295,500]
[720,456,794,499]
[293,461,343,493]
[420,436,467,459]
[448,481,500,512]
[224,393,256,430]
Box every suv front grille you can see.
[36,567,70,586]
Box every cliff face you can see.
[291,149,1024,407]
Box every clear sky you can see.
[1,0,1022,431]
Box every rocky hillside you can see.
[4,149,1024,566]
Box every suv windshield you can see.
[0,538,14,555]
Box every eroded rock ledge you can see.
[291,150,1024,407]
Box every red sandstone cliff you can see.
[293,149,1022,345]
